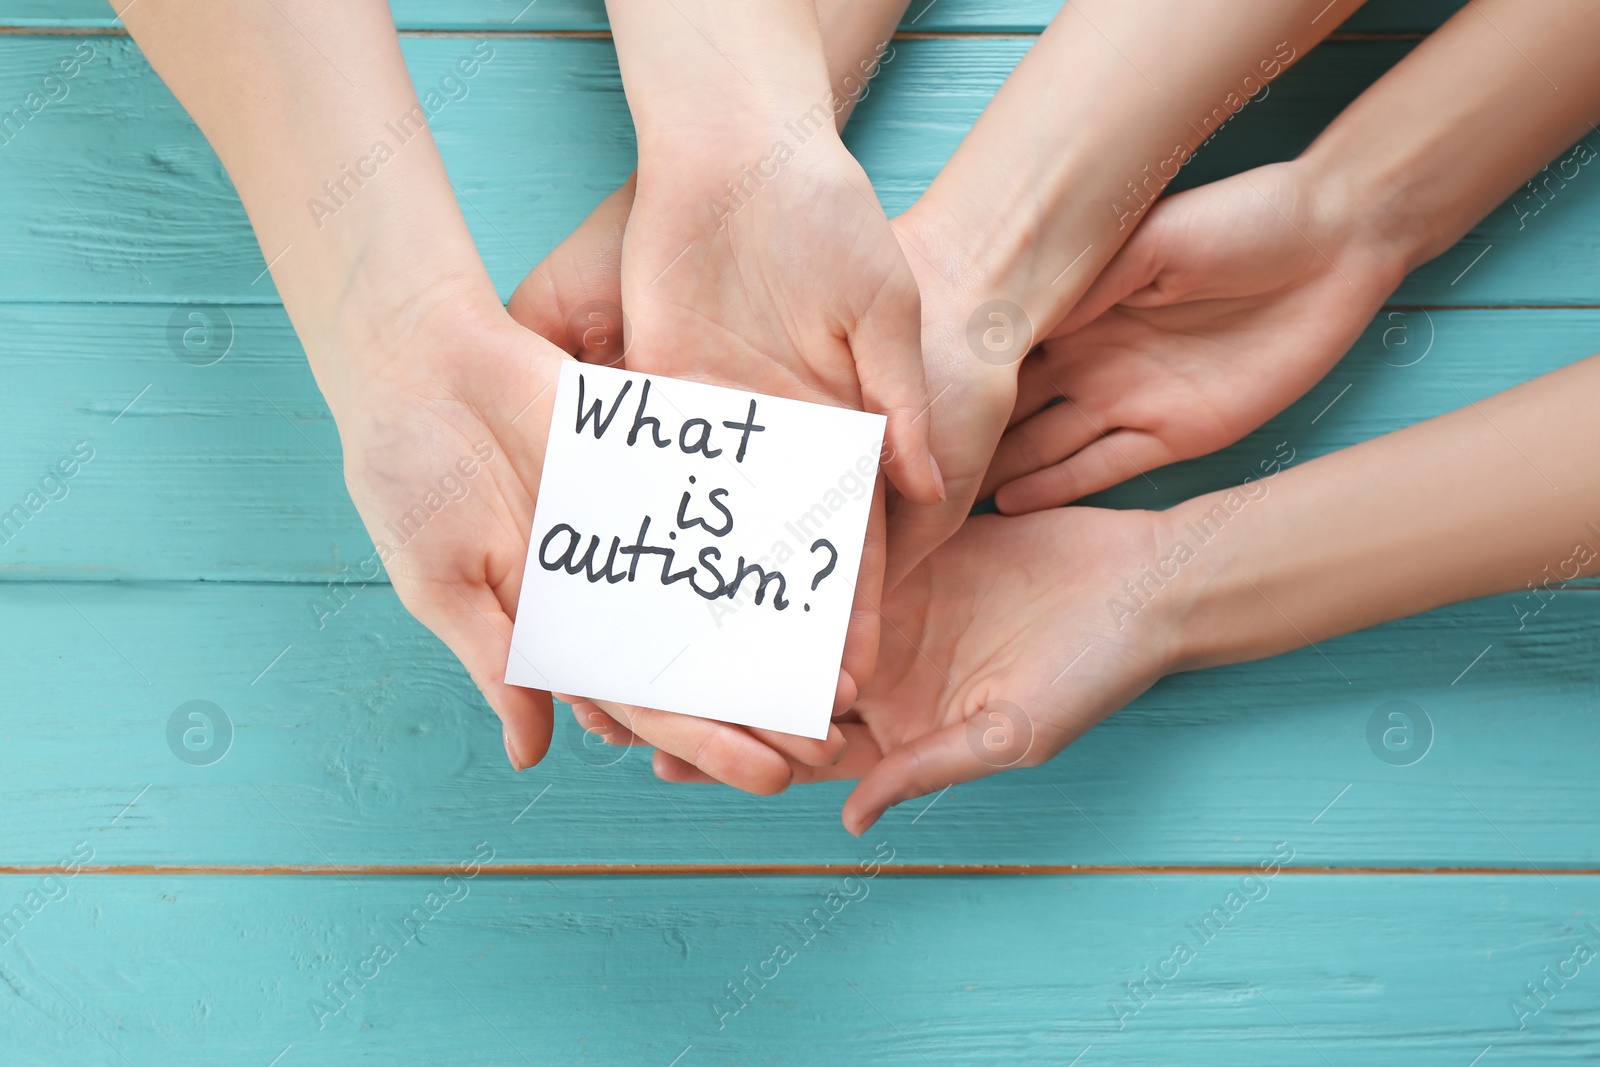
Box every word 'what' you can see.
[539,373,839,613]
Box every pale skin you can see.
[118,0,570,774]
[658,351,1600,832]
[115,0,917,790]
[519,0,925,791]
[653,0,1600,826]
[988,0,1600,511]
[118,1,1600,815]
[886,0,1364,583]
[517,0,1360,786]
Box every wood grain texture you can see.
[2,578,1595,868]
[1,8,1596,1061]
[3,305,1597,579]
[1,36,1595,308]
[0,0,1470,34]
[1,873,1595,1065]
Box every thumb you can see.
[883,491,963,591]
[851,289,944,508]
[1053,209,1175,336]
[507,177,634,359]
[405,579,555,772]
[842,718,1020,835]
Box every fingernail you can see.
[845,809,880,837]
[503,727,526,772]
[929,454,947,502]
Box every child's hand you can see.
[622,136,945,705]
[653,505,1188,834]
[507,190,851,794]
[517,133,940,709]
[621,133,939,506]
[983,162,1407,512]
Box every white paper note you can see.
[506,361,885,740]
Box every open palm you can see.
[655,506,1182,833]
[508,189,855,793]
[984,162,1406,512]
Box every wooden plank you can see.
[0,36,1594,306]
[1,574,1596,868]
[0,872,1593,1063]
[3,304,1596,580]
[0,0,1467,34]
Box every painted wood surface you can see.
[3,3,1598,1063]
[5,303,1597,578]
[3,36,1597,308]
[3,874,1598,1065]
[3,580,1599,867]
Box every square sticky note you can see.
[506,361,884,739]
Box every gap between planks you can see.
[2,863,1596,876]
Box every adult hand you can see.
[654,504,1187,834]
[879,212,1022,588]
[326,286,567,772]
[984,161,1405,512]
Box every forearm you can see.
[605,0,833,155]
[1170,354,1600,671]
[818,0,907,129]
[905,0,1360,334]
[119,1,495,408]
[1300,0,1600,273]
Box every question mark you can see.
[805,539,838,612]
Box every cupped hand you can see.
[504,172,1022,786]
[622,132,942,505]
[507,176,636,366]
[654,504,1188,834]
[507,183,849,794]
[625,134,947,700]
[984,161,1407,512]
[327,287,568,772]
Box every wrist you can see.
[612,0,832,155]
[890,208,1029,399]
[903,161,1077,318]
[1158,483,1280,671]
[1154,483,1287,674]
[1296,130,1457,276]
[303,247,503,420]
[633,97,845,178]
[633,122,852,252]
[903,141,1144,349]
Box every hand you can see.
[621,131,939,490]
[513,180,997,600]
[327,286,567,772]
[507,177,635,366]
[593,130,944,708]
[323,283,582,767]
[654,504,1188,834]
[506,186,1021,786]
[983,161,1407,512]
[508,184,849,794]
[880,212,1022,588]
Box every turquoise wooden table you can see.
[4,1,1600,1062]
